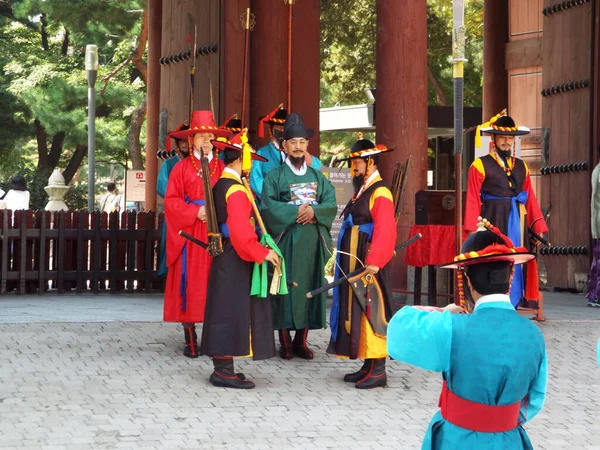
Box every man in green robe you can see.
[261,113,337,360]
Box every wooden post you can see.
[145,0,162,211]
[482,0,508,121]
[376,0,428,291]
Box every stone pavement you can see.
[0,291,598,449]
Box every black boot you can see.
[292,328,314,360]
[343,359,371,383]
[355,358,387,389]
[278,329,294,359]
[209,357,255,389]
[183,325,199,358]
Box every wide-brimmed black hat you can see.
[283,112,314,140]
[480,109,530,136]
[221,114,242,133]
[258,104,288,138]
[437,219,535,269]
[337,137,394,163]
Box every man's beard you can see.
[289,155,305,169]
[179,151,189,158]
[352,174,365,193]
[496,149,511,160]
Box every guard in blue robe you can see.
[250,104,322,200]
[388,219,547,450]
[157,122,189,277]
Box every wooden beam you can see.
[505,37,542,70]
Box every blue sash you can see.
[481,191,528,307]
[180,197,205,312]
[330,214,374,341]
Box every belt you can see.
[438,381,523,433]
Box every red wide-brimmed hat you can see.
[170,111,232,140]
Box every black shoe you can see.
[355,358,387,389]
[183,345,199,358]
[209,372,255,389]
[343,360,371,382]
[293,345,314,360]
[355,372,387,389]
[279,346,294,359]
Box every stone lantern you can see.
[44,170,70,211]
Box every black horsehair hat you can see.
[258,104,288,138]
[336,133,394,163]
[283,112,315,140]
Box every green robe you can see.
[261,164,337,330]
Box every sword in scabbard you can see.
[306,233,422,298]
[178,230,297,288]
[200,156,223,257]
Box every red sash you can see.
[438,382,523,433]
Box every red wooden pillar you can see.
[482,0,508,121]
[376,0,428,291]
[145,0,162,211]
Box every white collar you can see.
[285,157,307,176]
[356,170,380,198]
[223,167,241,182]
[474,294,511,310]
[193,149,213,162]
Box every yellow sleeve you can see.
[369,186,394,210]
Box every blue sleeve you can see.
[309,156,322,170]
[157,161,171,198]
[387,306,452,373]
[522,350,547,423]
[249,159,265,198]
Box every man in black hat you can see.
[261,113,337,360]
[387,219,547,449]
[326,137,397,389]
[466,109,548,309]
[250,105,322,199]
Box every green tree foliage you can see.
[0,0,146,209]
[320,0,483,162]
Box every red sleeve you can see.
[523,170,549,235]
[464,163,484,232]
[164,162,204,266]
[227,190,270,263]
[365,195,397,268]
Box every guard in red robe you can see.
[200,130,280,389]
[327,138,397,389]
[163,110,231,358]
[465,110,548,309]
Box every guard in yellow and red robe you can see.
[465,110,548,309]
[163,110,231,358]
[326,138,397,389]
[200,130,280,389]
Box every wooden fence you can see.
[0,210,164,295]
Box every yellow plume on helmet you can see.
[240,129,252,172]
[475,109,507,148]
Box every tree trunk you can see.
[35,119,49,169]
[61,28,69,56]
[128,97,146,170]
[62,145,87,184]
[428,63,447,106]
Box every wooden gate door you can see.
[540,0,595,290]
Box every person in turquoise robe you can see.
[387,219,547,450]
[250,105,322,201]
[261,113,336,360]
[157,123,189,277]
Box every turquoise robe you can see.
[157,156,181,276]
[387,295,547,450]
[249,142,322,200]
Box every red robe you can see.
[163,155,224,323]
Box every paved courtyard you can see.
[0,292,598,449]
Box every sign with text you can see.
[320,167,354,244]
[125,170,146,202]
